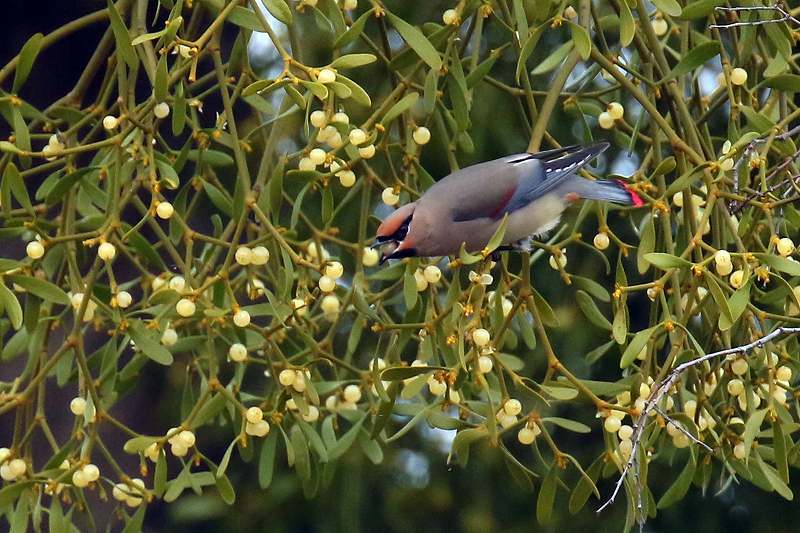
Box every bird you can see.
[374,142,642,263]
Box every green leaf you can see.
[542,417,591,433]
[0,481,33,509]
[536,464,558,525]
[216,439,237,478]
[466,47,502,88]
[154,451,167,497]
[2,162,33,215]
[333,8,372,49]
[381,366,438,381]
[567,21,591,60]
[657,452,696,508]
[330,54,377,69]
[154,54,168,103]
[45,167,99,206]
[532,41,573,76]
[335,75,372,107]
[128,319,174,365]
[202,181,233,217]
[516,24,545,83]
[756,253,800,277]
[663,41,720,80]
[719,280,750,331]
[258,430,278,489]
[260,0,292,25]
[131,28,167,46]
[215,473,236,504]
[0,282,23,330]
[644,252,692,270]
[385,11,442,70]
[328,416,365,459]
[637,216,656,274]
[743,409,767,458]
[704,272,732,324]
[451,427,488,464]
[764,74,800,92]
[13,33,43,93]
[530,288,558,327]
[652,0,682,17]
[620,325,658,368]
[757,455,793,500]
[576,290,612,330]
[382,92,419,126]
[618,1,635,46]
[121,505,146,533]
[122,435,160,454]
[107,0,138,69]
[6,275,69,305]
[569,455,603,514]
[679,0,725,19]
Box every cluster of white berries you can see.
[278,368,312,394]
[72,463,101,488]
[598,102,624,130]
[0,448,27,481]
[112,478,146,507]
[244,406,270,437]
[496,398,522,429]
[165,428,196,457]
[235,245,270,266]
[413,265,441,291]
[319,261,344,293]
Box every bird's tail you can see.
[573,179,644,206]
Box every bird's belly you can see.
[505,193,566,242]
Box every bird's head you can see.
[374,201,424,263]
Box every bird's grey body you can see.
[376,142,641,260]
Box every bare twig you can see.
[598,327,800,521]
[710,5,800,29]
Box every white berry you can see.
[98,242,116,261]
[233,309,251,327]
[176,298,196,317]
[412,126,431,145]
[229,343,247,362]
[26,241,44,259]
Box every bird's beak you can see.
[380,239,416,264]
[370,238,390,249]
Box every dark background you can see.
[2,1,800,531]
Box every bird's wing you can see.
[499,142,609,216]
[434,143,609,223]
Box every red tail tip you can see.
[616,180,645,207]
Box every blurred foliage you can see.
[2,0,800,531]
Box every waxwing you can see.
[375,142,642,262]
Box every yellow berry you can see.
[362,247,379,267]
[776,365,792,382]
[729,270,745,289]
[720,158,734,171]
[233,309,251,327]
[607,102,624,120]
[358,144,376,159]
[70,397,87,416]
[251,246,270,265]
[517,426,538,444]
[102,115,119,130]
[604,416,622,433]
[731,358,749,376]
[317,68,336,84]
[318,275,336,293]
[349,128,367,146]
[733,442,747,460]
[477,355,493,374]
[26,241,44,259]
[97,242,116,261]
[414,269,428,292]
[309,148,326,166]
[235,246,253,265]
[343,384,362,403]
[320,294,340,314]
[382,187,399,206]
[332,112,349,124]
[412,126,431,145]
[598,111,614,129]
[156,201,174,219]
[618,424,633,440]
[310,110,327,128]
[727,379,744,396]
[442,9,459,25]
[229,343,247,362]
[503,399,522,416]
[176,298,196,317]
[652,18,668,36]
[593,232,610,250]
[563,5,577,19]
[245,406,263,424]
[116,291,133,308]
[337,170,356,187]
[298,157,316,171]
[423,265,441,284]
[325,261,344,279]
[161,328,177,346]
[154,102,170,119]
[730,67,748,86]
[472,328,490,347]
[777,237,795,257]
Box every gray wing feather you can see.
[500,142,609,215]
